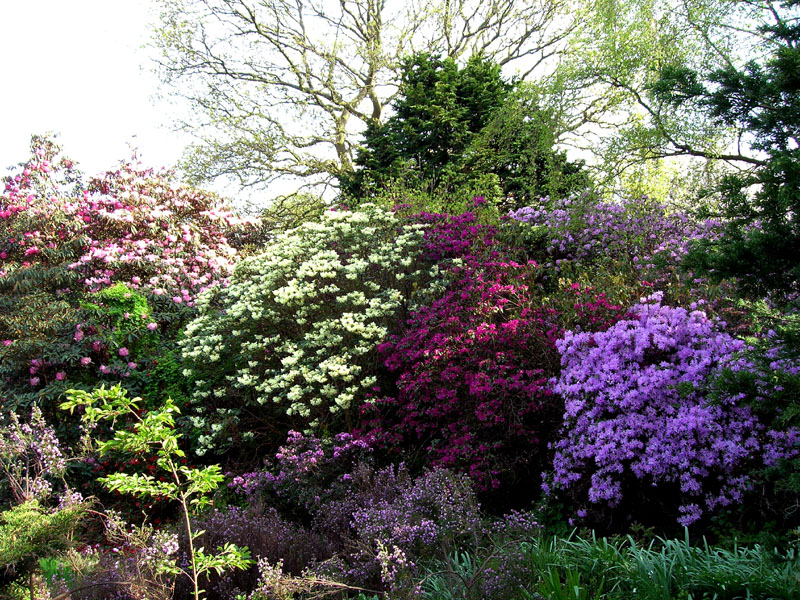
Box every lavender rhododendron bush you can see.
[507,195,720,270]
[549,292,800,526]
[505,195,727,312]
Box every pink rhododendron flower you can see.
[55,371,66,381]
[146,322,158,331]
[118,347,129,357]
[80,357,91,366]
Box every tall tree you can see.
[341,53,588,206]
[660,0,800,296]
[340,53,510,198]
[151,0,581,197]
[532,0,784,199]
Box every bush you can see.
[0,136,255,420]
[179,204,432,454]
[549,292,799,527]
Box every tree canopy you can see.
[340,52,589,206]
[660,0,800,296]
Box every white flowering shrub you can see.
[179,204,431,453]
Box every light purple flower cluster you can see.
[0,406,66,503]
[508,196,720,271]
[229,430,373,511]
[549,292,797,526]
[349,468,481,586]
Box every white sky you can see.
[0,0,189,177]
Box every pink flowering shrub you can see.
[0,135,255,416]
[549,292,799,527]
[75,163,255,300]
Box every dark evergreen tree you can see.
[340,52,588,207]
[655,0,800,296]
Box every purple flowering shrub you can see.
[549,292,799,527]
[348,468,482,591]
[228,430,374,522]
[507,195,720,270]
[227,431,483,594]
[505,195,730,315]
[0,406,68,505]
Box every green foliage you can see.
[179,204,432,453]
[81,283,154,355]
[422,531,800,600]
[0,501,86,573]
[142,349,193,413]
[341,53,588,208]
[61,384,253,600]
[459,84,591,209]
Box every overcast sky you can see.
[0,0,189,177]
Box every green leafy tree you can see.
[656,0,800,296]
[341,53,509,197]
[534,0,774,200]
[62,385,253,600]
[460,83,591,208]
[341,53,588,207]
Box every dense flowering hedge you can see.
[179,204,433,453]
[549,292,800,526]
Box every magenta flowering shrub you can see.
[364,259,557,490]
[411,208,498,262]
[549,292,799,526]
